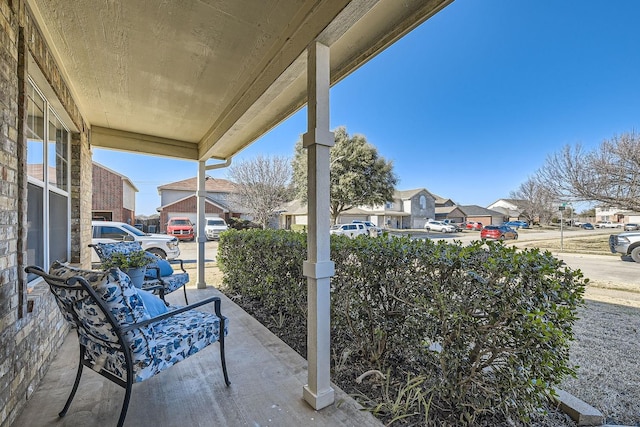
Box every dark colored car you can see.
[581,223,595,230]
[480,225,518,241]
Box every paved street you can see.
[176,227,640,307]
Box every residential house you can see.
[0,0,452,423]
[433,194,456,208]
[435,205,467,223]
[433,193,464,222]
[392,189,436,229]
[280,199,308,230]
[92,162,138,224]
[457,205,505,227]
[595,206,635,224]
[156,176,241,232]
[343,188,436,229]
[281,188,436,229]
[487,199,527,221]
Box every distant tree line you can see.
[511,131,640,222]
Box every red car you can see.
[480,225,518,241]
[465,221,483,230]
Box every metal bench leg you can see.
[219,318,230,386]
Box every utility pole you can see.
[559,203,566,252]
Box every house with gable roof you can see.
[457,205,505,227]
[336,188,436,229]
[487,199,527,221]
[280,188,437,229]
[156,176,245,232]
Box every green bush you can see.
[218,229,307,322]
[218,230,586,425]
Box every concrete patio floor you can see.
[13,285,381,427]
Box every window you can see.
[26,80,71,283]
[386,202,394,209]
[419,195,426,210]
[94,225,127,240]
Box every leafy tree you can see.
[226,155,294,229]
[509,177,556,225]
[292,126,398,224]
[537,132,640,211]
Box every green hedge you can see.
[217,229,586,425]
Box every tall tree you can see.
[292,126,398,224]
[537,132,640,211]
[509,177,556,225]
[226,155,294,229]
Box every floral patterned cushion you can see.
[93,242,189,297]
[93,241,146,261]
[48,261,158,381]
[47,261,226,383]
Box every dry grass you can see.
[182,261,224,288]
[512,234,613,255]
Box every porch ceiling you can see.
[26,0,452,161]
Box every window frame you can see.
[26,78,71,286]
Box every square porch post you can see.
[196,160,206,289]
[302,41,335,410]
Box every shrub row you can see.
[217,229,586,425]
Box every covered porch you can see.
[13,285,382,426]
[1,0,452,425]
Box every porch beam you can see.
[91,126,198,160]
[302,41,335,410]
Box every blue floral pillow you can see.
[145,259,174,278]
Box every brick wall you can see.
[92,163,125,222]
[0,1,92,425]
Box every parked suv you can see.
[330,223,368,238]
[609,231,640,263]
[166,217,195,241]
[91,220,180,262]
[205,217,228,240]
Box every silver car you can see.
[424,220,456,233]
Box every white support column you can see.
[302,41,335,410]
[196,161,207,289]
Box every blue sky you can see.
[94,0,640,215]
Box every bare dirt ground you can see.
[517,235,640,424]
[180,238,640,426]
[560,293,640,426]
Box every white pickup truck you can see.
[610,231,640,262]
[595,221,622,228]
